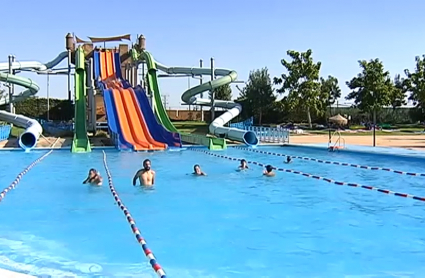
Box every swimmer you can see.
[239,159,249,170]
[83,168,103,186]
[193,164,207,176]
[284,156,292,163]
[132,159,155,186]
[263,165,275,177]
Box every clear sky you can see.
[1,0,424,108]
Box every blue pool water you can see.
[1,146,425,277]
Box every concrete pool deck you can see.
[0,268,35,278]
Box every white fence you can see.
[246,126,290,143]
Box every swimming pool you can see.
[1,146,425,277]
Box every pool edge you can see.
[0,268,35,278]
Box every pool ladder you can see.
[328,130,345,150]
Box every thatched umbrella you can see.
[329,114,348,125]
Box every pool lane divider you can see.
[102,151,166,278]
[233,146,425,177]
[0,149,54,202]
[189,148,425,202]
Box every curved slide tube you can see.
[0,52,68,150]
[138,51,258,146]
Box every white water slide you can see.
[0,52,68,150]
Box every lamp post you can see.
[371,91,376,147]
[328,98,332,144]
[47,70,51,121]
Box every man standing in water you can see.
[132,159,155,186]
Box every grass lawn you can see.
[172,121,209,134]
[10,126,25,138]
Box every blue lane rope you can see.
[232,146,425,177]
[189,148,425,202]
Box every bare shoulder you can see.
[151,170,156,175]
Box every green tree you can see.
[390,74,407,110]
[273,49,322,128]
[345,59,393,115]
[210,83,232,101]
[320,75,341,115]
[404,55,425,110]
[237,67,276,125]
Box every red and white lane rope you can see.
[233,146,425,177]
[189,148,425,202]
[102,151,166,278]
[0,149,54,202]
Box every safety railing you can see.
[0,125,11,141]
[245,126,290,143]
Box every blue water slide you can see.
[133,86,182,147]
[103,89,133,150]
[114,52,123,80]
[93,51,101,81]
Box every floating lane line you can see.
[232,146,425,177]
[0,149,54,202]
[102,151,166,278]
[189,148,425,202]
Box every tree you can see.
[320,75,341,115]
[345,59,393,114]
[404,55,425,110]
[210,84,232,101]
[390,74,407,110]
[237,67,276,125]
[273,49,322,128]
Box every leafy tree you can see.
[319,75,341,115]
[210,83,232,101]
[274,49,322,128]
[237,67,276,125]
[404,55,425,110]
[390,74,407,110]
[345,59,394,116]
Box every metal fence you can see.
[246,126,290,143]
[0,125,11,141]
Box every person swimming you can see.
[132,159,155,186]
[193,164,207,176]
[239,159,249,170]
[263,165,275,177]
[284,156,292,163]
[83,168,103,186]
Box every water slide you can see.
[94,50,167,151]
[71,47,91,153]
[0,52,68,150]
[134,50,258,146]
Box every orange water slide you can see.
[100,51,109,80]
[119,87,166,150]
[105,51,115,80]
[110,89,146,150]
[128,88,167,149]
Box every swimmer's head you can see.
[89,168,97,176]
[265,165,273,173]
[240,159,247,168]
[194,164,201,174]
[143,159,151,170]
[287,156,291,162]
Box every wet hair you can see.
[241,159,247,164]
[143,159,151,166]
[89,168,96,173]
[194,164,200,171]
[287,156,291,162]
[265,165,273,172]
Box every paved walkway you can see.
[0,268,35,278]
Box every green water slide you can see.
[71,47,91,153]
[136,50,226,150]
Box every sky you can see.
[1,0,424,109]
